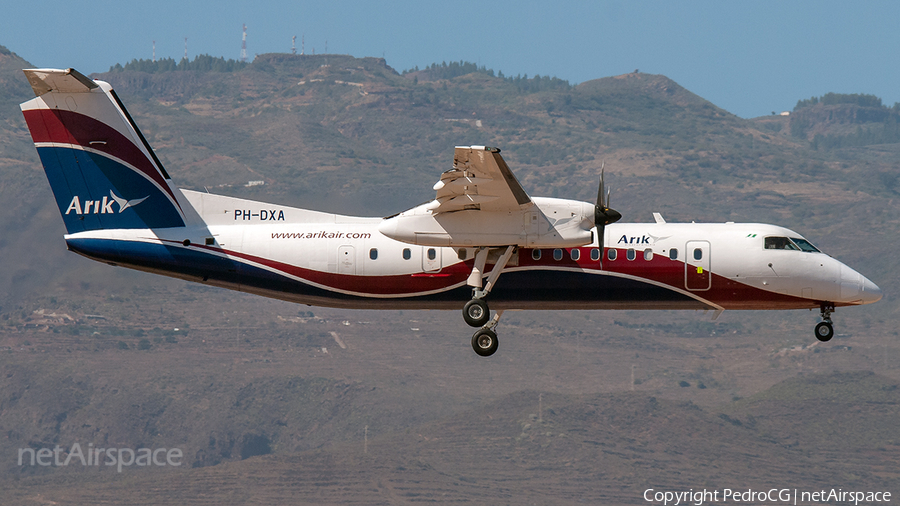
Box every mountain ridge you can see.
[0,44,897,503]
[0,46,894,321]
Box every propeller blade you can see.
[593,165,622,248]
[597,162,606,208]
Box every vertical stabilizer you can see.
[20,68,190,233]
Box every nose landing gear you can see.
[815,303,835,342]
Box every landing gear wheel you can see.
[463,299,490,327]
[815,321,834,342]
[472,328,499,357]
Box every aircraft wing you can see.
[430,146,532,213]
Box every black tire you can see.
[463,299,490,327]
[815,321,834,342]
[472,328,499,357]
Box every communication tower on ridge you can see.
[301,34,305,55]
[183,37,188,60]
[241,24,248,63]
[292,36,296,55]
[152,40,156,62]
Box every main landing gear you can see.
[814,303,835,342]
[463,298,490,327]
[462,246,515,357]
[471,311,503,357]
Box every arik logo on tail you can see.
[109,191,149,212]
[65,191,149,215]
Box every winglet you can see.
[23,68,99,97]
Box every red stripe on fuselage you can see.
[23,108,180,208]
[176,241,820,308]
[596,247,820,309]
[183,241,474,295]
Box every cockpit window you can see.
[764,236,820,252]
[790,238,821,253]
[764,237,799,250]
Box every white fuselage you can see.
[62,190,881,313]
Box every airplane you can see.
[19,68,882,357]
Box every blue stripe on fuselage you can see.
[65,237,704,309]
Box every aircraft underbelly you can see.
[64,237,823,312]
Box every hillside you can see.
[2,50,894,316]
[5,373,898,504]
[0,45,898,503]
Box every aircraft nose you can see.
[840,262,882,304]
[859,275,883,304]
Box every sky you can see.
[3,0,899,118]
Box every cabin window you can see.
[427,248,436,260]
[402,248,411,260]
[457,249,466,260]
[626,248,636,261]
[532,249,542,261]
[553,249,563,261]
[369,248,378,260]
[644,248,653,261]
[590,248,600,261]
[571,249,580,261]
[607,249,617,261]
[693,248,703,260]
[669,248,678,260]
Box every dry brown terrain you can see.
[1,283,897,504]
[0,46,897,504]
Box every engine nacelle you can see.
[378,197,595,247]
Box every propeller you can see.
[594,163,622,247]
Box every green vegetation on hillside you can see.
[789,92,900,149]
[404,59,571,93]
[109,54,248,73]
[403,60,497,79]
[809,118,900,149]
[794,92,884,111]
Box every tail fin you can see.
[20,68,187,233]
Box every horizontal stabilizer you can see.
[24,68,98,96]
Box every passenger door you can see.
[422,247,441,272]
[685,240,711,291]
